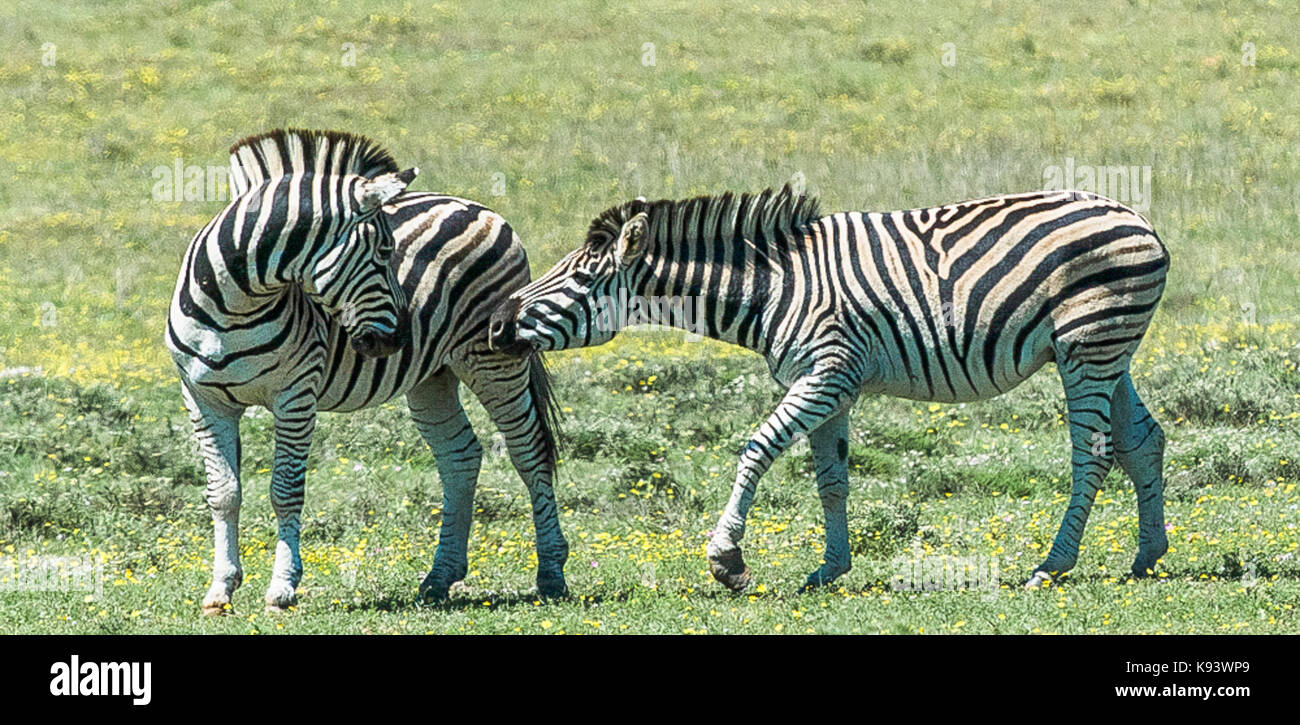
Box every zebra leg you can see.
[1111,371,1168,577]
[707,373,857,592]
[801,410,852,591]
[182,385,246,616]
[1027,358,1119,588]
[407,370,483,603]
[460,356,569,598]
[264,398,317,611]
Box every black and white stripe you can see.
[494,185,1169,591]
[167,129,567,613]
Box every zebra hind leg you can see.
[407,370,483,603]
[1111,371,1168,577]
[800,411,852,592]
[182,386,246,616]
[458,355,569,598]
[1027,354,1122,589]
[264,398,317,611]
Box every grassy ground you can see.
[0,0,1296,633]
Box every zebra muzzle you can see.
[350,315,410,358]
[488,298,531,355]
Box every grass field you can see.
[0,0,1297,633]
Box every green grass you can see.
[0,0,1297,633]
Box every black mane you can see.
[585,183,821,251]
[227,128,401,197]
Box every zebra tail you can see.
[528,351,562,469]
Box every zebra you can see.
[166,128,568,613]
[488,184,1169,592]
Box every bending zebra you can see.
[167,129,567,613]
[489,185,1169,591]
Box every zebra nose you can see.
[351,326,403,358]
[488,298,523,353]
[352,330,379,356]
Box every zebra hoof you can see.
[1130,563,1159,579]
[200,602,233,617]
[799,573,837,594]
[201,588,235,616]
[1131,544,1167,578]
[537,576,569,600]
[1024,571,1053,590]
[708,549,753,592]
[418,576,453,604]
[800,562,850,593]
[264,581,298,611]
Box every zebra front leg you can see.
[461,356,569,598]
[801,411,852,591]
[1112,372,1168,577]
[264,400,317,611]
[182,385,246,616]
[1027,361,1118,588]
[708,373,857,592]
[407,371,483,603]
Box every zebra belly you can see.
[858,315,1058,404]
[315,367,415,412]
[314,325,435,413]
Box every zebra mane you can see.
[227,128,401,198]
[586,183,821,253]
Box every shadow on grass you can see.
[307,555,1300,615]
[341,580,705,613]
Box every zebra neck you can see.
[627,249,783,354]
[189,225,314,322]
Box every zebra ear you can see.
[359,167,419,212]
[614,212,649,268]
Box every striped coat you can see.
[167,129,566,613]
[491,185,1169,591]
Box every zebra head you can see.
[490,202,651,354]
[305,167,418,358]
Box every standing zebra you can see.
[489,185,1169,591]
[167,129,567,614]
